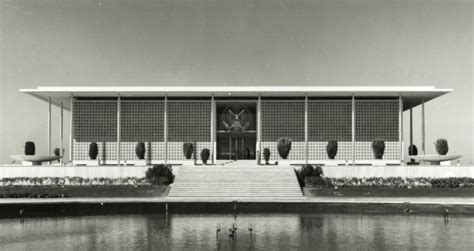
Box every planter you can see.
[278,159,291,166]
[74,159,100,166]
[181,159,195,166]
[321,160,346,166]
[129,159,148,166]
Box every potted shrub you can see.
[201,148,210,165]
[371,139,385,160]
[182,142,194,165]
[434,138,449,155]
[133,142,147,166]
[277,137,292,166]
[86,142,99,166]
[408,144,418,165]
[24,141,35,155]
[263,148,271,165]
[53,147,64,164]
[326,140,338,159]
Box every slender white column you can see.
[421,99,425,154]
[60,102,63,165]
[69,94,74,164]
[257,96,262,164]
[399,94,403,163]
[164,95,168,165]
[351,95,355,166]
[210,95,215,164]
[48,97,52,155]
[409,107,413,147]
[117,94,121,166]
[304,95,308,164]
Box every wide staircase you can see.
[168,164,304,199]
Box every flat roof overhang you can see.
[20,86,452,111]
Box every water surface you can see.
[0,213,473,250]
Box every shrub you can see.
[296,164,324,187]
[135,142,146,160]
[277,137,292,159]
[434,138,449,155]
[201,148,210,164]
[304,177,474,188]
[183,142,194,159]
[263,148,271,164]
[145,164,175,185]
[326,140,338,159]
[313,165,323,177]
[53,148,61,157]
[294,169,305,188]
[300,164,314,179]
[89,142,98,160]
[408,144,418,156]
[25,141,35,155]
[371,139,385,159]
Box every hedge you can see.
[306,177,474,188]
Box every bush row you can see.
[0,164,175,186]
[0,177,150,186]
[306,177,474,188]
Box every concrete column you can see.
[164,95,168,164]
[60,102,63,165]
[351,95,355,166]
[257,96,262,164]
[409,107,413,147]
[48,97,52,155]
[117,95,121,166]
[399,94,403,163]
[210,96,215,164]
[304,95,308,164]
[69,94,74,164]
[421,99,425,155]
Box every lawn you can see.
[304,187,474,197]
[0,185,169,198]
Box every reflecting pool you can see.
[0,213,473,250]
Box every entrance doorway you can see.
[216,101,257,160]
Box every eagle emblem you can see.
[221,104,251,132]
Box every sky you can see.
[1,0,473,164]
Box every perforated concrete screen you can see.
[120,100,164,142]
[71,97,400,162]
[73,100,118,161]
[261,100,305,161]
[355,100,399,160]
[355,100,399,141]
[308,100,352,160]
[73,100,117,142]
[73,99,166,161]
[168,100,212,160]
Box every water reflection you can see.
[0,213,473,250]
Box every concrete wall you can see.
[1,165,472,179]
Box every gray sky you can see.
[1,0,473,164]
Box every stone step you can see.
[168,166,303,198]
